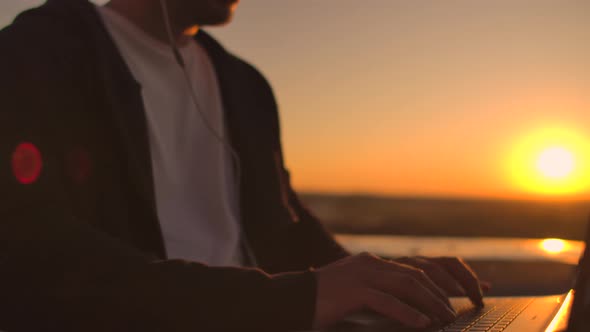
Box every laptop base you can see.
[328,295,566,332]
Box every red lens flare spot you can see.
[11,142,43,184]
[66,147,92,185]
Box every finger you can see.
[480,281,492,293]
[397,262,454,308]
[368,270,456,323]
[374,257,452,308]
[399,257,466,297]
[363,288,432,329]
[434,257,484,306]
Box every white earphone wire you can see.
[158,0,258,267]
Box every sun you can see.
[536,147,575,180]
[509,127,590,196]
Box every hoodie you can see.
[0,0,348,330]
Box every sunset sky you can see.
[3,1,590,200]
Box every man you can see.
[0,0,485,330]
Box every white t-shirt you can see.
[98,6,243,266]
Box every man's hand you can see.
[313,253,460,329]
[394,256,486,306]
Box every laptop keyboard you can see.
[436,298,535,332]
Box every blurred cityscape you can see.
[301,193,590,240]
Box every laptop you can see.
[329,217,590,332]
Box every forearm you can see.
[0,206,317,332]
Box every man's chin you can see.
[203,7,236,26]
[214,0,239,23]
[221,0,240,7]
[184,0,238,27]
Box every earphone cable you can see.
[159,0,258,267]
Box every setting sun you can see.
[509,127,590,197]
[536,147,575,180]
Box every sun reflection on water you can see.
[540,238,568,254]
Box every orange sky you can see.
[3,1,590,199]
[210,0,590,199]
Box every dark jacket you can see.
[0,0,348,330]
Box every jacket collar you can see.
[33,0,245,258]
[43,0,242,201]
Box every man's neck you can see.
[104,0,198,47]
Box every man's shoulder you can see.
[0,4,102,107]
[0,0,92,64]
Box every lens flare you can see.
[11,142,43,185]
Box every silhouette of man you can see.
[0,0,484,330]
